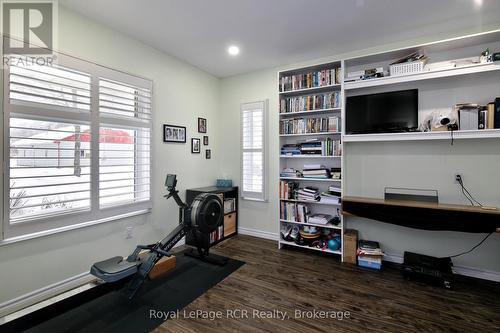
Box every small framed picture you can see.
[203,136,209,145]
[198,118,207,133]
[191,138,201,153]
[205,149,211,159]
[163,124,186,143]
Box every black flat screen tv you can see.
[346,89,418,134]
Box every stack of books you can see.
[357,240,384,270]
[320,185,341,204]
[295,186,320,201]
[308,213,334,225]
[280,168,301,178]
[302,164,331,179]
[280,144,300,156]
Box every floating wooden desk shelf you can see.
[342,196,500,233]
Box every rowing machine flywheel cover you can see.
[190,193,223,234]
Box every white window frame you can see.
[2,52,153,240]
[240,100,268,202]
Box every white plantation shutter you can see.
[3,51,152,239]
[98,78,152,209]
[241,100,268,201]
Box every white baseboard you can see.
[238,227,278,241]
[383,253,500,282]
[0,272,94,318]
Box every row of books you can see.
[279,68,341,92]
[279,181,299,200]
[300,138,342,156]
[281,202,309,222]
[209,225,224,244]
[280,116,341,135]
[279,92,341,113]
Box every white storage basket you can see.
[390,59,427,76]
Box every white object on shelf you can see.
[343,129,500,142]
[389,59,427,76]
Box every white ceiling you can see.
[60,0,500,78]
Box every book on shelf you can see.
[279,91,341,113]
[280,116,341,135]
[280,168,302,178]
[308,213,335,225]
[279,68,341,92]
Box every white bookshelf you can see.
[278,61,345,260]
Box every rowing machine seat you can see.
[90,256,140,283]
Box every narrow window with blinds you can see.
[241,100,267,201]
[3,52,153,239]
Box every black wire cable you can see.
[448,232,494,258]
[458,178,484,207]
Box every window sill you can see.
[0,209,151,247]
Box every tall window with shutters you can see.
[3,52,152,239]
[241,100,267,201]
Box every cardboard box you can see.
[343,229,358,264]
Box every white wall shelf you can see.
[280,198,341,206]
[279,132,340,137]
[279,177,341,182]
[279,84,341,96]
[279,108,341,117]
[280,219,342,230]
[280,155,341,159]
[343,129,500,142]
[344,60,500,91]
[279,240,342,255]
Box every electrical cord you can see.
[448,232,494,258]
[457,177,484,207]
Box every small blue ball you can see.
[327,238,340,251]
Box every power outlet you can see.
[454,174,462,184]
[126,226,133,239]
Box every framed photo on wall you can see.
[191,138,201,153]
[163,124,186,143]
[205,149,211,159]
[203,136,209,145]
[198,118,207,133]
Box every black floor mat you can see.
[2,252,244,333]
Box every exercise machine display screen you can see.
[165,174,177,190]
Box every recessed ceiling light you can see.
[227,45,240,56]
[474,0,483,7]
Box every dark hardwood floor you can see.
[155,235,500,333]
